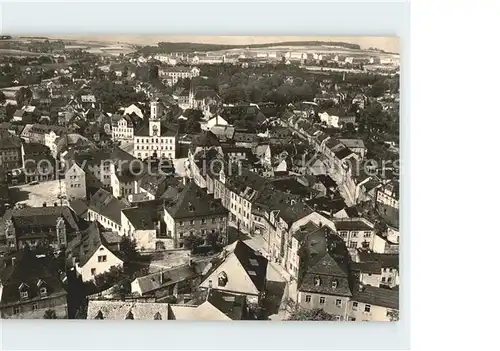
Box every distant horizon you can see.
[41,35,399,54]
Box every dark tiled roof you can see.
[352,285,399,310]
[4,206,81,233]
[299,252,352,297]
[206,289,246,320]
[306,197,347,215]
[334,147,354,160]
[67,222,123,267]
[165,181,227,220]
[122,206,158,230]
[0,131,22,149]
[88,188,129,224]
[334,219,373,231]
[351,261,382,275]
[133,264,199,295]
[194,90,220,100]
[69,199,89,218]
[358,251,399,270]
[0,249,67,306]
[231,241,268,293]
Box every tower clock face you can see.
[152,124,158,136]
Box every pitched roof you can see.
[0,249,67,305]
[69,199,89,218]
[205,289,246,320]
[132,264,199,295]
[87,300,170,320]
[357,251,399,270]
[231,240,268,292]
[122,206,158,230]
[165,181,227,220]
[3,206,81,233]
[67,222,123,267]
[334,219,373,231]
[88,188,129,224]
[338,139,366,149]
[0,130,22,149]
[299,251,352,297]
[352,285,399,310]
[351,261,382,275]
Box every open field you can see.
[9,180,67,207]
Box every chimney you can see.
[159,271,163,285]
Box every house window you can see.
[340,231,347,238]
[212,218,216,224]
[179,232,184,238]
[336,299,342,308]
[314,276,321,286]
[91,268,96,275]
[364,304,371,313]
[331,279,338,289]
[98,255,107,262]
[40,287,47,297]
[319,296,326,304]
[305,295,311,303]
[349,241,357,249]
[20,291,29,299]
[32,303,39,311]
[352,231,358,238]
[13,306,21,315]
[387,277,393,284]
[179,221,184,226]
[364,231,372,238]
[201,219,206,224]
[352,302,358,311]
[190,220,195,225]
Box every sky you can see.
[44,35,399,53]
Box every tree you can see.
[43,309,57,319]
[183,235,204,251]
[287,307,338,321]
[120,236,138,263]
[387,309,399,321]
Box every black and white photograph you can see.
[0,35,400,322]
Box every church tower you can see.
[149,100,161,137]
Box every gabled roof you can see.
[299,251,352,297]
[334,218,373,231]
[352,285,399,310]
[0,249,67,305]
[230,240,268,292]
[132,264,200,295]
[122,206,158,230]
[87,300,170,320]
[165,181,227,220]
[88,188,129,224]
[2,206,81,233]
[67,222,123,267]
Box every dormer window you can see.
[40,287,48,297]
[332,279,338,289]
[314,276,321,286]
[153,312,162,320]
[95,310,104,319]
[218,271,228,287]
[19,282,29,300]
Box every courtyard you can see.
[9,179,68,208]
